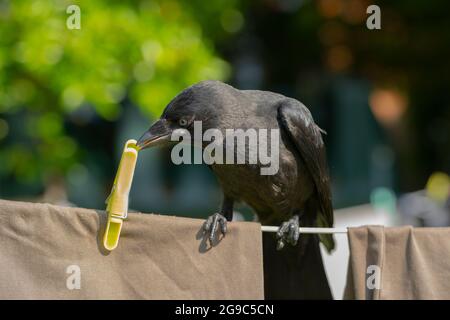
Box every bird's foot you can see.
[203,212,228,244]
[276,215,300,250]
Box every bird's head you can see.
[136,84,218,150]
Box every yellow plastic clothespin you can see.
[103,139,139,251]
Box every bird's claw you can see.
[276,215,300,250]
[203,213,227,244]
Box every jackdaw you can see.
[137,80,335,253]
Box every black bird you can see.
[136,80,335,253]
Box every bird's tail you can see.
[315,208,336,253]
[318,233,335,253]
[313,201,335,253]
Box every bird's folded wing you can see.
[277,100,334,251]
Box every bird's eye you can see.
[178,118,188,127]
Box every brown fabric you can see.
[0,199,264,299]
[344,225,450,300]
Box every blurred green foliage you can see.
[2,0,448,209]
[0,0,239,189]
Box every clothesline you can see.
[261,226,348,234]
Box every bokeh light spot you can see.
[371,187,397,216]
[221,9,244,33]
[62,86,85,111]
[326,45,353,72]
[369,89,408,126]
[317,0,343,18]
[133,61,155,82]
[426,172,450,203]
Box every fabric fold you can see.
[345,225,450,300]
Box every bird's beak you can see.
[136,119,173,150]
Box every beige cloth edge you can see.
[0,199,264,299]
[344,225,450,300]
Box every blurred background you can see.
[0,1,449,228]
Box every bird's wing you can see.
[277,100,334,230]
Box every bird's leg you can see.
[203,196,234,244]
[276,214,301,250]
